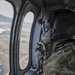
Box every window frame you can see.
[3,0,41,75]
[12,1,41,74]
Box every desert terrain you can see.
[0,21,31,75]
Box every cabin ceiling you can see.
[30,0,75,7]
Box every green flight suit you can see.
[43,42,75,75]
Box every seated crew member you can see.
[42,9,75,75]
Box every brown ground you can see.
[0,21,29,75]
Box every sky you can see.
[0,0,13,18]
[0,0,34,23]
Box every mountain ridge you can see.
[0,14,12,23]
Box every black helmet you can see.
[42,9,75,44]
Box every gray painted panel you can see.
[32,22,41,68]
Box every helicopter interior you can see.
[0,0,75,75]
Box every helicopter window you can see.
[0,0,14,75]
[19,12,34,70]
